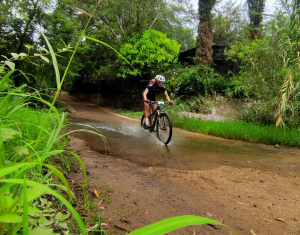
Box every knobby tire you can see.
[156,113,172,145]
[141,114,145,128]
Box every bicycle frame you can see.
[148,102,162,132]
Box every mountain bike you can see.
[141,101,173,145]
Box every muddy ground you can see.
[60,94,300,235]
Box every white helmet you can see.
[155,75,165,84]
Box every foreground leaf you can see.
[0,179,86,234]
[4,61,15,70]
[28,227,57,235]
[127,215,237,235]
[0,128,21,141]
[0,214,22,223]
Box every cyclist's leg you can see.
[143,102,151,127]
[144,102,150,119]
[149,93,157,123]
[145,94,155,126]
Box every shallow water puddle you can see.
[68,116,300,175]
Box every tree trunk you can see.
[14,0,40,86]
[247,0,265,40]
[195,0,216,66]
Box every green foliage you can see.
[165,66,225,97]
[0,77,84,234]
[1,0,197,97]
[118,29,181,78]
[239,101,275,125]
[226,10,300,126]
[168,26,196,52]
[165,95,215,114]
[114,109,144,119]
[213,0,248,46]
[0,9,109,234]
[225,38,279,99]
[247,0,266,39]
[127,215,237,235]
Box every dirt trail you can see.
[60,94,300,235]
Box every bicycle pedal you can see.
[143,123,151,129]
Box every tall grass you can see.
[114,109,144,119]
[113,108,300,147]
[0,4,108,234]
[173,116,300,146]
[0,71,92,234]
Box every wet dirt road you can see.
[61,94,300,235]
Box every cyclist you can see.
[143,75,173,128]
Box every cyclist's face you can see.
[157,82,163,87]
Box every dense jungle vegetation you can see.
[1,0,300,234]
[2,0,300,128]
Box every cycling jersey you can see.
[145,79,167,101]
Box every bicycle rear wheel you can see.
[156,113,172,145]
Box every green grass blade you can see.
[0,84,27,110]
[0,214,22,223]
[0,137,5,166]
[25,187,46,203]
[84,36,133,68]
[0,162,72,199]
[30,96,60,122]
[6,103,32,117]
[37,150,64,162]
[43,163,72,200]
[58,129,105,141]
[127,215,237,235]
[0,69,17,90]
[59,129,110,154]
[38,31,60,89]
[1,151,64,193]
[22,175,29,235]
[0,164,25,178]
[50,184,75,198]
[0,179,87,235]
[43,112,65,154]
[41,171,53,183]
[68,151,87,184]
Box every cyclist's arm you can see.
[143,89,149,101]
[164,90,171,103]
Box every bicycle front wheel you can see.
[156,113,172,145]
[141,114,145,128]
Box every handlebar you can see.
[149,101,173,105]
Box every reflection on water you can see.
[69,117,300,172]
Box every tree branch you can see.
[99,10,121,47]
[149,0,163,30]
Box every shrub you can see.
[118,29,181,78]
[165,65,226,97]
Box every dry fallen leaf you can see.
[94,189,99,198]
[86,224,99,231]
[98,199,103,205]
[250,229,257,235]
[145,211,148,214]
[235,200,249,206]
[274,217,286,223]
